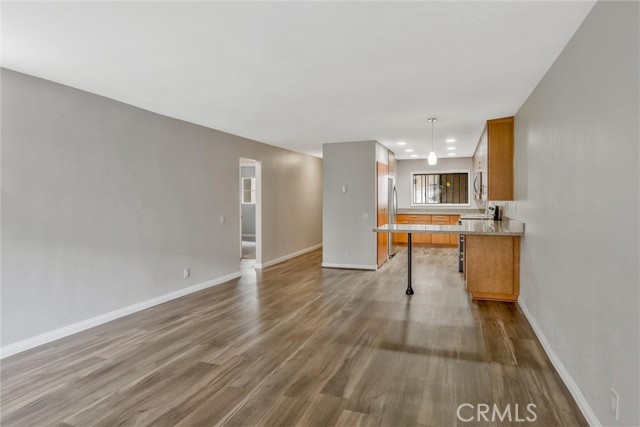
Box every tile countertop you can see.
[397,208,486,216]
[374,218,524,236]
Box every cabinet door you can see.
[465,235,514,295]
[432,233,450,245]
[487,117,514,201]
[413,215,431,244]
[395,215,411,244]
[431,215,449,244]
[449,215,460,245]
[394,219,411,244]
[388,150,396,177]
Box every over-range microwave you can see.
[473,172,484,200]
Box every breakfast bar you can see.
[374,219,525,296]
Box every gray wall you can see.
[240,166,256,236]
[322,141,378,269]
[505,2,639,425]
[1,69,323,347]
[396,157,484,209]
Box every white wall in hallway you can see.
[506,2,639,425]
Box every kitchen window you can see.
[242,177,256,204]
[412,172,469,205]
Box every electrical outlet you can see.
[184,268,190,279]
[361,212,369,220]
[344,249,349,257]
[342,185,347,193]
[610,388,619,421]
[219,215,225,224]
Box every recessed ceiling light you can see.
[405,149,414,153]
[410,154,418,158]
[448,153,456,156]
[397,141,407,146]
[446,138,456,143]
[446,147,455,150]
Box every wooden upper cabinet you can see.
[473,117,514,201]
[388,150,396,177]
[487,117,514,201]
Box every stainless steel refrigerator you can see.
[388,177,400,258]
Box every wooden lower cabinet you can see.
[464,235,520,301]
[413,217,432,244]
[393,214,458,247]
[449,215,460,245]
[431,215,451,245]
[431,233,450,245]
[394,215,411,244]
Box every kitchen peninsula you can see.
[374,218,524,300]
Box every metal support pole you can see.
[406,233,414,295]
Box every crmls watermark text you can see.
[456,403,538,423]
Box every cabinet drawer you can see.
[414,215,431,223]
[432,215,449,222]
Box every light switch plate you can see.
[610,388,619,421]
[342,185,347,193]
[361,212,369,220]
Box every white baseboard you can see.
[321,263,377,271]
[255,243,322,270]
[0,271,242,359]
[518,300,600,427]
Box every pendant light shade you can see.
[427,150,438,165]
[427,117,438,166]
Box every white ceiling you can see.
[2,1,595,159]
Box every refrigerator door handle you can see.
[393,186,398,218]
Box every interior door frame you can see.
[239,158,262,267]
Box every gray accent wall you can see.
[1,69,323,347]
[240,166,256,236]
[506,2,639,425]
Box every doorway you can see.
[239,158,262,268]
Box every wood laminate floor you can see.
[1,247,586,427]
[242,240,256,260]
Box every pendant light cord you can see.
[428,117,436,151]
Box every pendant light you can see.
[427,117,438,165]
